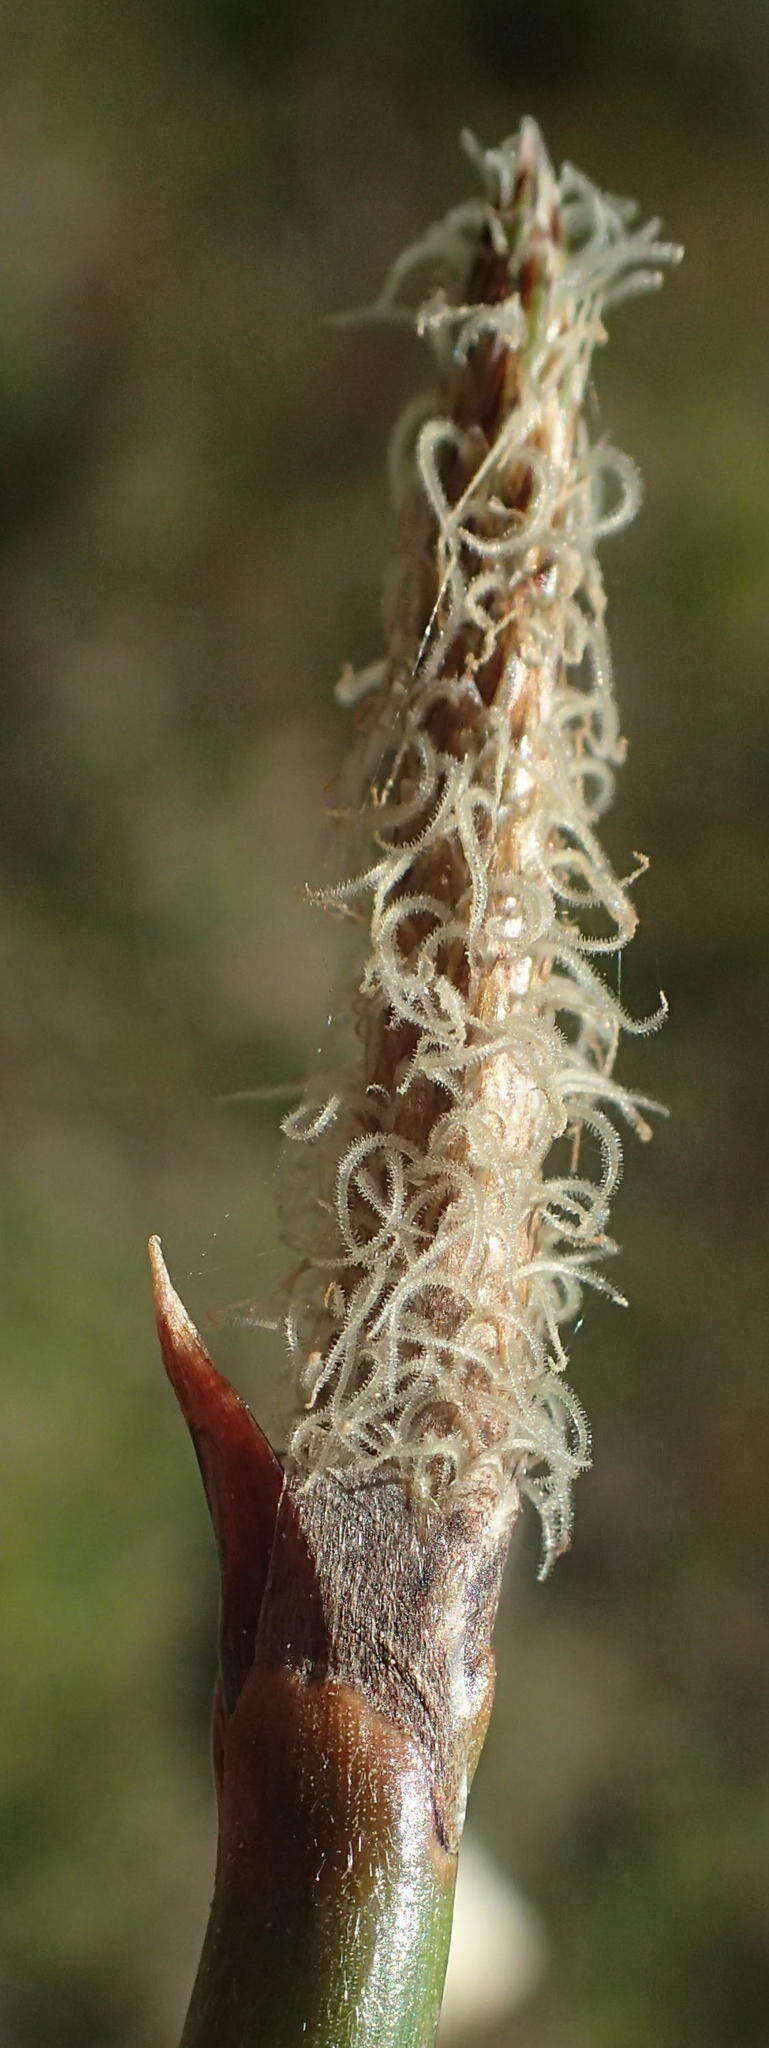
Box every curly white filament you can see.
[278,120,680,1572]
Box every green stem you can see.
[180,1670,456,2048]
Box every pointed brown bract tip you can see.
[148,1230,177,1313]
[150,1233,242,1438]
[148,1232,197,1367]
[148,1235,284,1716]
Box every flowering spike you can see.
[279,121,680,1569]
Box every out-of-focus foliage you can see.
[1,5,767,2045]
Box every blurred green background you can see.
[1,3,768,2044]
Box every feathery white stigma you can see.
[278,121,679,1571]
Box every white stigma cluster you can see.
[278,121,679,1570]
